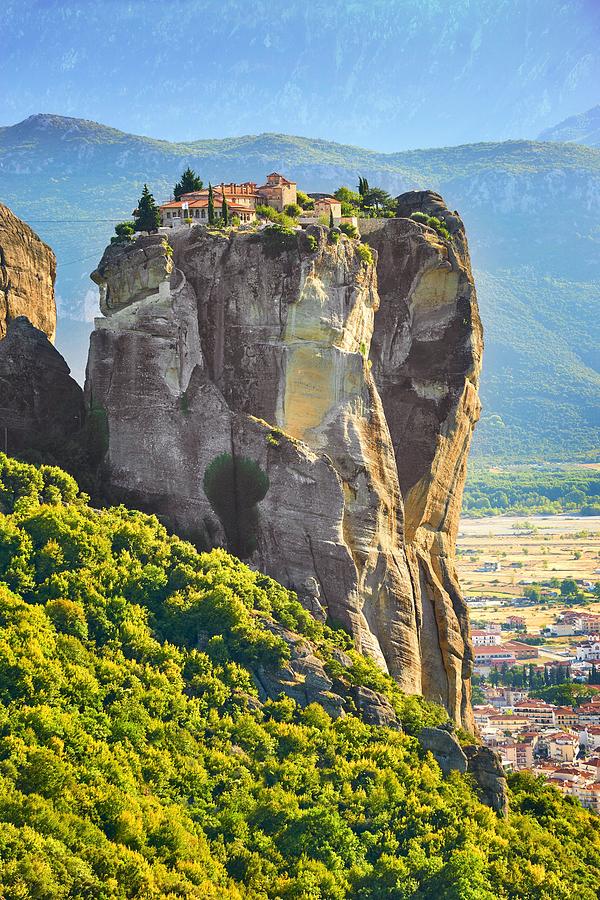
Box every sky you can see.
[2,0,600,152]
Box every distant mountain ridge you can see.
[3,0,600,150]
[538,105,600,147]
[1,114,599,461]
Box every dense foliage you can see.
[134,184,160,233]
[409,211,451,241]
[463,465,600,517]
[173,167,203,201]
[333,181,395,218]
[0,454,599,898]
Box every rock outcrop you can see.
[0,317,84,457]
[85,194,482,728]
[0,206,84,460]
[0,202,56,341]
[361,191,482,730]
[464,744,509,816]
[419,725,468,776]
[419,725,508,815]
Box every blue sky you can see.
[2,0,600,151]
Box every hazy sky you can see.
[2,0,600,151]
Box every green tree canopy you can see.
[362,186,393,213]
[134,183,160,233]
[173,166,203,201]
[560,577,578,596]
[0,452,600,899]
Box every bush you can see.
[256,204,296,229]
[304,233,318,252]
[261,224,298,256]
[296,190,315,211]
[356,243,373,266]
[409,211,451,240]
[339,222,358,239]
[284,203,303,219]
[111,221,135,244]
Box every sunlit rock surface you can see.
[0,202,56,341]
[86,194,482,727]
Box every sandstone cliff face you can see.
[0,206,83,459]
[0,202,56,341]
[361,190,482,729]
[86,196,482,728]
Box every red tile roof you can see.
[160,196,253,213]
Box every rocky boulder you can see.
[352,686,401,729]
[419,726,468,776]
[465,745,509,816]
[0,317,84,456]
[419,726,508,815]
[0,202,56,341]
[90,234,173,316]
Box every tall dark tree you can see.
[173,167,203,201]
[221,193,229,226]
[134,184,160,233]
[358,176,369,197]
[208,183,215,225]
[329,208,335,228]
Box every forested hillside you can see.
[1,115,598,460]
[0,453,599,898]
[464,466,600,517]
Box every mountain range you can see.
[3,0,600,151]
[539,105,600,147]
[0,113,599,461]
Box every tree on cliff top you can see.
[221,193,229,226]
[173,167,203,201]
[362,186,393,214]
[134,184,160,233]
[208,183,215,225]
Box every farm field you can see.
[456,515,600,658]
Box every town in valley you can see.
[458,513,600,810]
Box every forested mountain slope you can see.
[1,115,598,459]
[0,453,599,898]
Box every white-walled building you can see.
[472,629,502,646]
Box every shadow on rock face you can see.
[203,452,269,558]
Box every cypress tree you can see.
[329,207,335,228]
[208,183,215,225]
[134,184,161,233]
[221,193,229,226]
